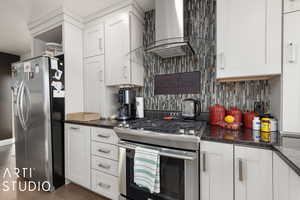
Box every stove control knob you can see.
[118,123,124,128]
[179,129,185,134]
[124,124,130,128]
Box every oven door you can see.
[119,141,199,200]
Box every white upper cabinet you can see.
[285,0,300,13]
[105,11,144,87]
[105,13,130,86]
[217,0,282,80]
[84,56,105,114]
[200,141,234,200]
[273,153,300,200]
[84,23,104,58]
[283,11,300,134]
[235,146,273,200]
[84,56,118,118]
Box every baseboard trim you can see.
[0,138,15,147]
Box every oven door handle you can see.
[118,141,197,161]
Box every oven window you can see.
[126,149,185,200]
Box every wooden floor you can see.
[0,144,109,200]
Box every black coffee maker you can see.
[117,88,136,120]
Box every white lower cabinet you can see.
[200,142,273,200]
[200,141,234,200]
[235,146,273,200]
[273,153,300,200]
[91,170,119,200]
[65,124,91,189]
[65,125,119,199]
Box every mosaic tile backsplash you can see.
[140,0,270,112]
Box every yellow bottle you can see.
[261,117,271,142]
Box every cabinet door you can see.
[84,24,104,58]
[217,0,281,79]
[289,169,300,200]
[105,13,130,86]
[273,153,300,200]
[65,124,91,188]
[273,153,290,200]
[84,56,104,114]
[283,12,300,133]
[200,141,234,200]
[235,146,273,200]
[284,0,300,13]
[129,13,144,86]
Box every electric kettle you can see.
[182,99,201,120]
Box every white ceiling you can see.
[0,0,154,56]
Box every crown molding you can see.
[84,0,144,24]
[28,6,84,37]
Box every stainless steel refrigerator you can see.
[11,55,65,191]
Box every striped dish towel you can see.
[134,147,160,193]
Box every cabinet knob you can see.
[97,134,110,138]
[123,66,128,79]
[218,53,225,70]
[238,158,243,182]
[287,42,297,64]
[98,182,111,189]
[98,148,111,154]
[98,38,103,51]
[202,151,207,172]
[98,163,111,169]
[70,126,80,130]
[98,70,104,82]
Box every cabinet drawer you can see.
[284,0,300,13]
[91,127,117,144]
[91,156,118,177]
[91,142,118,161]
[91,170,119,200]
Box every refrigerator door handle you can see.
[22,83,31,129]
[19,82,27,130]
[16,82,26,130]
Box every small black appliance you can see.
[117,88,136,120]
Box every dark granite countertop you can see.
[64,119,119,129]
[201,125,278,149]
[201,126,300,176]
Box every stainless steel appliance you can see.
[11,55,65,191]
[182,99,201,120]
[145,0,195,58]
[115,118,206,200]
[117,88,136,120]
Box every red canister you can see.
[227,108,242,123]
[243,111,256,129]
[210,104,225,125]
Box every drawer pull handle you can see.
[202,151,206,172]
[97,134,111,139]
[98,182,111,189]
[238,158,243,182]
[98,149,111,154]
[70,127,80,130]
[98,163,111,169]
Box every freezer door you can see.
[12,63,27,177]
[12,57,53,188]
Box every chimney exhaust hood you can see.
[145,0,195,58]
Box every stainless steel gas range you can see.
[114,119,207,200]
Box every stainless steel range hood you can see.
[145,0,194,58]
